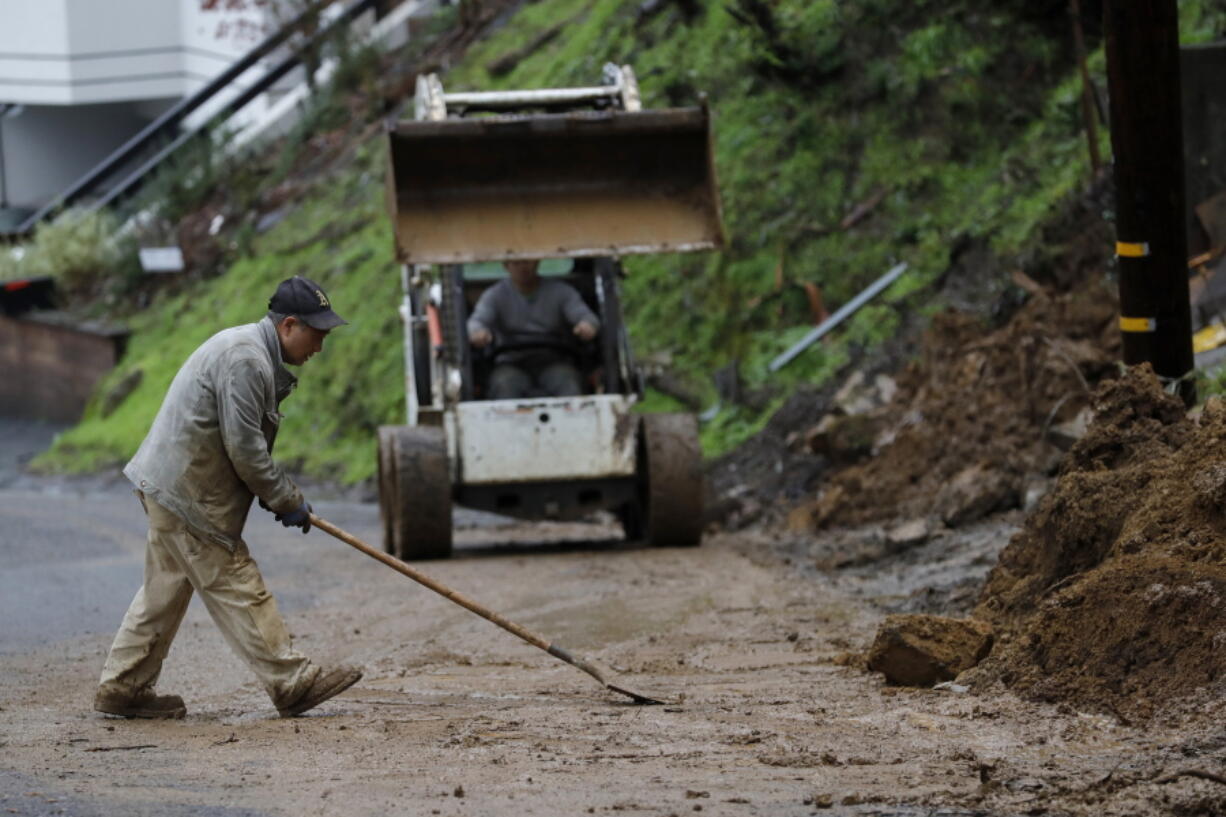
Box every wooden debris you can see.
[1010,268,1045,297]
[838,187,888,231]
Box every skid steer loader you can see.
[377,64,724,559]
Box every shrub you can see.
[5,208,139,301]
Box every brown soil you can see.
[711,126,1119,541]
[5,499,1226,817]
[790,274,1121,531]
[759,177,1225,726]
[970,365,1226,721]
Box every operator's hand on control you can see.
[573,321,597,342]
[275,501,312,534]
[470,328,493,348]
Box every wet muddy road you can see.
[1,459,1219,815]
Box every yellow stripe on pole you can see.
[1116,241,1150,258]
[1120,316,1157,333]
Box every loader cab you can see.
[448,257,639,402]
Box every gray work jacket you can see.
[124,317,304,550]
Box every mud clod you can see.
[866,614,994,687]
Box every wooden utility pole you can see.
[1104,0,1195,403]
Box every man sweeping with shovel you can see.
[94,275,362,719]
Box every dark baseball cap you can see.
[268,275,348,330]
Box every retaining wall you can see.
[0,312,128,423]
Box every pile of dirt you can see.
[788,274,1121,532]
[969,365,1226,721]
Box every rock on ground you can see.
[866,613,994,687]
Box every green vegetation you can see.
[449,0,1100,436]
[0,209,140,307]
[38,144,401,480]
[29,0,1226,481]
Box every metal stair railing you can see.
[4,0,385,238]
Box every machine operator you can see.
[467,259,600,399]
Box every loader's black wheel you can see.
[380,426,453,560]
[638,414,704,547]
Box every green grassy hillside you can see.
[32,0,1226,482]
[38,146,401,483]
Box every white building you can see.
[0,0,294,220]
[0,0,429,227]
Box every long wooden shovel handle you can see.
[309,514,609,686]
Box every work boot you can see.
[94,688,186,719]
[276,665,362,717]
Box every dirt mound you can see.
[977,366,1193,623]
[981,555,1226,721]
[789,275,1120,531]
[970,365,1226,720]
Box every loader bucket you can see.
[385,107,725,264]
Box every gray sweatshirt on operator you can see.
[467,278,599,362]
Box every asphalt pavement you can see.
[0,414,540,657]
[0,416,65,490]
[0,415,387,656]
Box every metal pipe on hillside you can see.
[768,262,908,372]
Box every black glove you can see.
[275,501,312,534]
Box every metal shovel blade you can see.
[605,682,666,706]
[547,644,668,705]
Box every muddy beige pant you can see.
[98,495,319,710]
